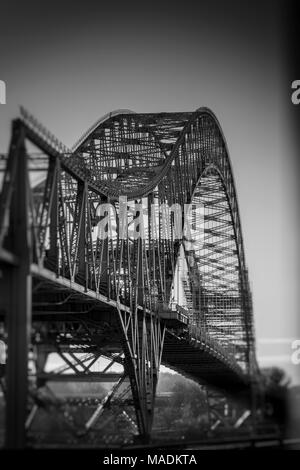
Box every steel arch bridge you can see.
[0,107,258,448]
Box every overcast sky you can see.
[0,0,299,383]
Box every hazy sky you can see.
[0,1,299,382]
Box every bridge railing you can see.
[167,303,240,371]
[187,322,237,365]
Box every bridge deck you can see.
[0,260,251,394]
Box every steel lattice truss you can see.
[0,107,258,447]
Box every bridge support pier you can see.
[3,123,32,448]
[118,306,165,443]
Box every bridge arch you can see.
[71,108,255,371]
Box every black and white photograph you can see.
[0,0,299,461]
